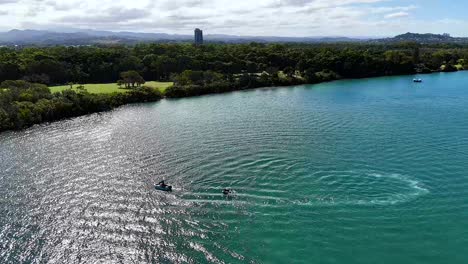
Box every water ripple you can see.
[2,73,468,263]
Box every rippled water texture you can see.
[1,72,468,263]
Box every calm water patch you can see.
[1,72,468,263]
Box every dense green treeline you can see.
[1,42,468,131]
[0,80,162,131]
[1,42,467,86]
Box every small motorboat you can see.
[155,183,172,192]
[413,78,422,83]
[223,189,232,195]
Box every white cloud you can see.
[0,0,465,37]
[385,11,410,19]
[371,5,417,14]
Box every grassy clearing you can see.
[49,81,173,94]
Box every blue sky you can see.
[0,0,466,37]
[392,0,465,20]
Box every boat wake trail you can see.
[294,170,430,206]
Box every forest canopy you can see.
[0,42,467,86]
[1,42,468,131]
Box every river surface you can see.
[1,72,468,263]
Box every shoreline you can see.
[164,70,464,100]
[0,70,465,134]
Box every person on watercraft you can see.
[223,189,231,195]
[158,180,166,187]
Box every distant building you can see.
[194,28,203,45]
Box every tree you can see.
[413,46,420,64]
[23,74,51,85]
[120,71,145,88]
[283,66,295,77]
[173,70,223,86]
[173,70,203,85]
[304,68,318,83]
[117,80,124,89]
[442,64,457,72]
[0,107,11,130]
[26,59,67,84]
[0,63,22,81]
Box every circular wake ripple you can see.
[180,171,429,209]
[300,171,430,206]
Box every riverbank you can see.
[2,41,468,132]
[163,68,465,99]
[0,81,163,132]
[0,70,466,133]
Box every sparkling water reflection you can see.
[1,72,468,263]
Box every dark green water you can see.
[1,72,468,263]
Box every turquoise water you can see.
[1,72,468,263]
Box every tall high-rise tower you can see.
[194,28,203,45]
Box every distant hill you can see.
[0,29,192,45]
[2,29,467,46]
[0,29,369,46]
[203,34,365,43]
[375,32,468,44]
